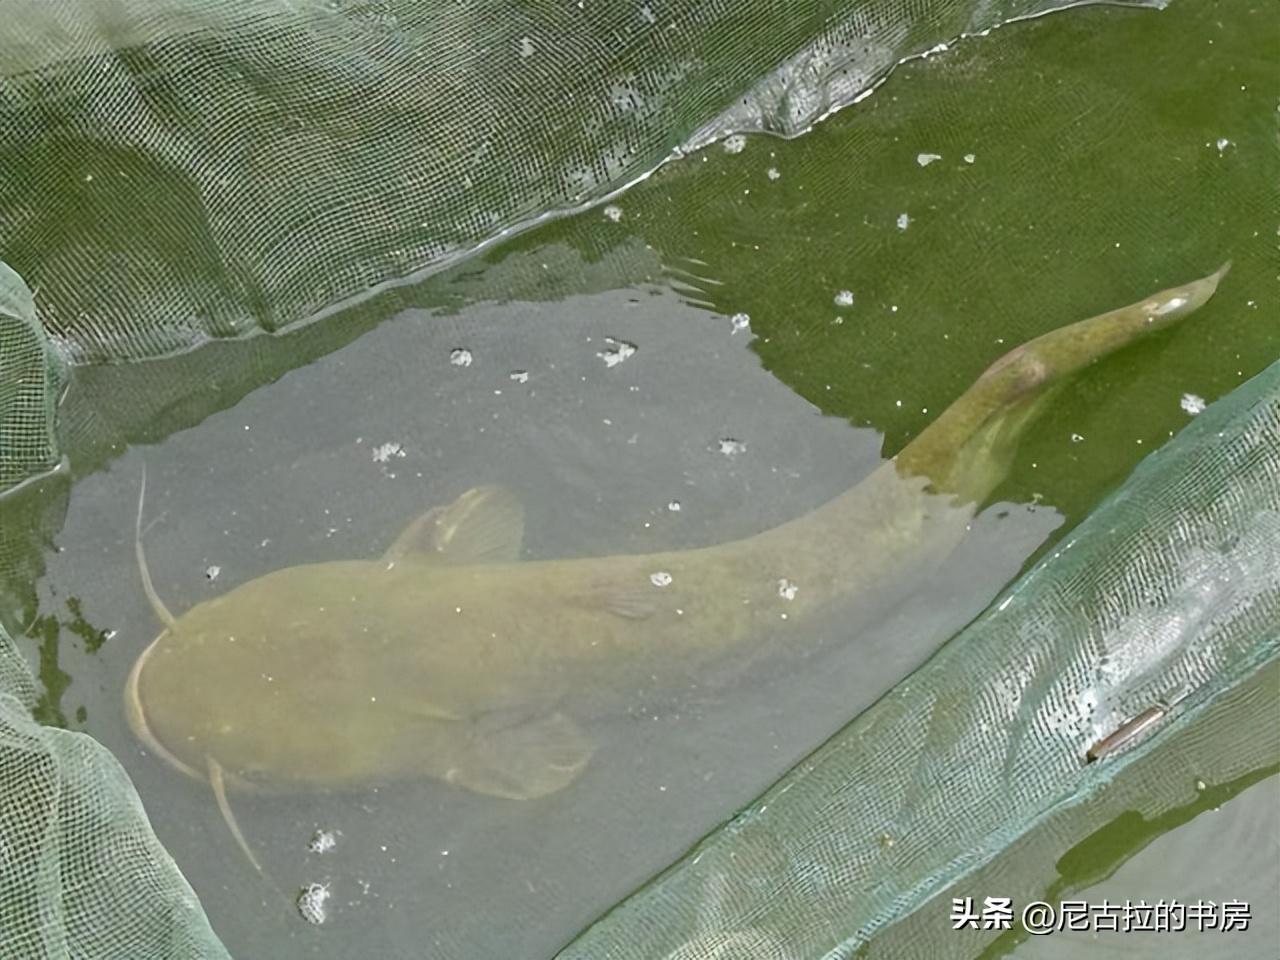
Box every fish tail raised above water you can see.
[894,262,1231,505]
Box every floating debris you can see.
[297,882,331,925]
[667,500,682,512]
[517,36,535,58]
[596,337,637,368]
[730,312,751,334]
[896,213,911,231]
[716,438,747,457]
[963,153,976,164]
[1214,137,1234,154]
[833,289,854,308]
[1180,392,1207,415]
[650,571,673,588]
[308,829,338,854]
[603,204,623,222]
[449,348,473,367]
[916,152,943,167]
[509,370,529,383]
[723,134,746,154]
[777,578,798,601]
[371,442,406,464]
[1070,432,1085,443]
[766,167,781,181]
[204,565,221,581]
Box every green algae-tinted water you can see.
[13,0,1278,956]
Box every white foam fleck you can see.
[603,204,623,222]
[297,882,331,925]
[730,312,751,334]
[777,578,798,601]
[916,152,942,167]
[717,438,747,457]
[650,571,673,587]
[896,213,911,230]
[723,134,747,154]
[449,348,473,367]
[833,289,854,307]
[596,337,637,367]
[308,829,338,854]
[1180,393,1207,415]
[371,442,406,463]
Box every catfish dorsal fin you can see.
[384,485,525,565]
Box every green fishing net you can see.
[558,356,1280,960]
[1,0,1276,957]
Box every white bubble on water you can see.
[509,370,529,383]
[1180,393,1207,415]
[963,153,976,164]
[730,312,751,334]
[667,500,682,512]
[916,152,942,167]
[777,578,798,601]
[833,289,854,307]
[449,348,473,367]
[650,571,673,587]
[723,134,747,154]
[371,442,405,463]
[603,204,623,222]
[308,829,338,854]
[717,438,747,457]
[896,213,911,230]
[766,167,781,180]
[204,565,221,581]
[297,882,331,925]
[597,337,637,368]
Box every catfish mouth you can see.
[124,631,206,782]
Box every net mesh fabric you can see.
[1,1,1274,958]
[558,360,1280,959]
[0,624,229,959]
[2,0,1127,365]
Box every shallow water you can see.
[12,0,1277,955]
[34,277,1060,957]
[1011,774,1279,959]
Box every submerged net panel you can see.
[0,629,230,960]
[0,261,64,490]
[0,0,1145,366]
[558,360,1280,958]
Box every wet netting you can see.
[1,0,1276,957]
[557,358,1280,960]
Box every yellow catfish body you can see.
[125,265,1229,802]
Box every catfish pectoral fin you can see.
[443,711,594,800]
